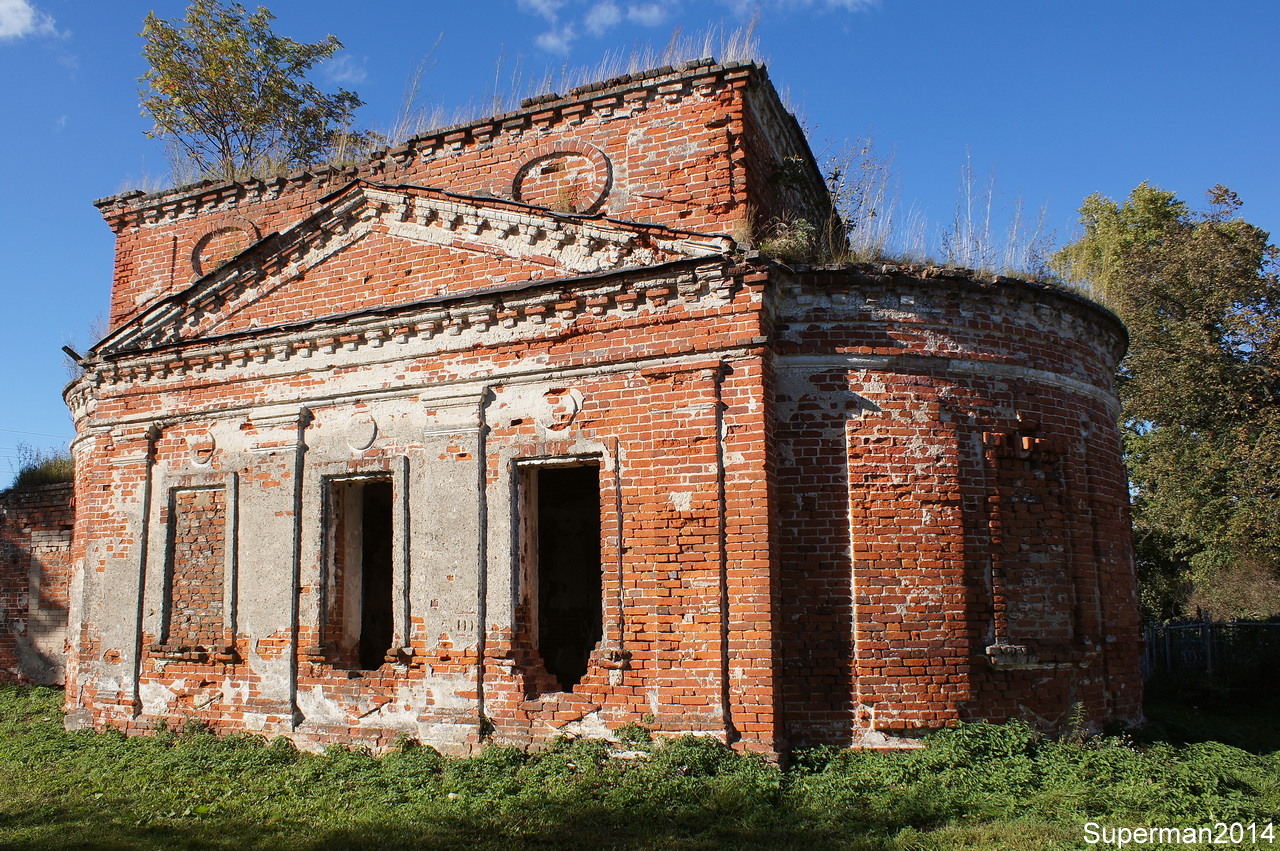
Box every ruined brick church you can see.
[28,60,1144,754]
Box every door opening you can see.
[327,477,394,670]
[530,463,602,691]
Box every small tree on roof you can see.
[139,0,366,183]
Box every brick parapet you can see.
[92,60,825,336]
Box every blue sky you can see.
[1,0,1277,484]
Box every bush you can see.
[9,443,73,489]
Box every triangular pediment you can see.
[95,181,731,355]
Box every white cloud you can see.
[322,53,368,85]
[625,2,669,26]
[0,0,56,40]
[584,1,623,35]
[535,24,577,54]
[777,0,880,11]
[522,0,674,54]
[517,0,878,55]
[719,0,879,14]
[519,0,568,22]
[824,0,879,9]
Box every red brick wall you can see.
[63,60,1142,755]
[67,256,793,753]
[0,483,74,684]
[769,266,1142,746]
[95,62,822,336]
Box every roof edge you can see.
[767,258,1128,348]
[89,254,727,362]
[94,58,765,217]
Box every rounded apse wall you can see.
[767,266,1141,747]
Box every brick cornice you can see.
[66,257,744,400]
[93,181,734,359]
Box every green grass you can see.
[0,685,1277,849]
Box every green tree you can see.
[1055,183,1280,619]
[139,0,365,182]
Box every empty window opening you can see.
[531,464,603,692]
[326,477,395,670]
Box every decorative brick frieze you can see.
[81,258,741,394]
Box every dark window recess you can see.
[326,478,394,670]
[535,465,603,691]
[358,480,395,670]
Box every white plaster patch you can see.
[360,703,418,732]
[140,680,178,716]
[222,678,250,707]
[297,686,346,726]
[669,491,693,513]
[416,722,477,751]
[427,676,481,711]
[557,709,612,739]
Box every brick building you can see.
[58,60,1142,754]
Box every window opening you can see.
[326,477,394,670]
[531,463,603,691]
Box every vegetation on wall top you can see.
[6,443,73,491]
[139,0,368,184]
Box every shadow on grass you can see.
[1137,693,1280,754]
[0,801,891,851]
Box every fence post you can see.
[1203,621,1213,680]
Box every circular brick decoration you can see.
[345,415,378,451]
[512,143,612,214]
[190,216,260,278]
[186,431,216,466]
[538,388,583,430]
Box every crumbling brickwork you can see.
[769,267,1141,745]
[0,483,74,684]
[59,60,1142,755]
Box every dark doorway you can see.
[534,464,603,691]
[358,480,394,670]
[327,477,395,670]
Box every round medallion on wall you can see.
[538,388,584,431]
[187,430,216,466]
[190,215,261,278]
[346,414,378,451]
[512,143,612,214]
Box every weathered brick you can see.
[45,60,1142,755]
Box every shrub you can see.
[9,443,73,489]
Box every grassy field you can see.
[1,685,1277,849]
